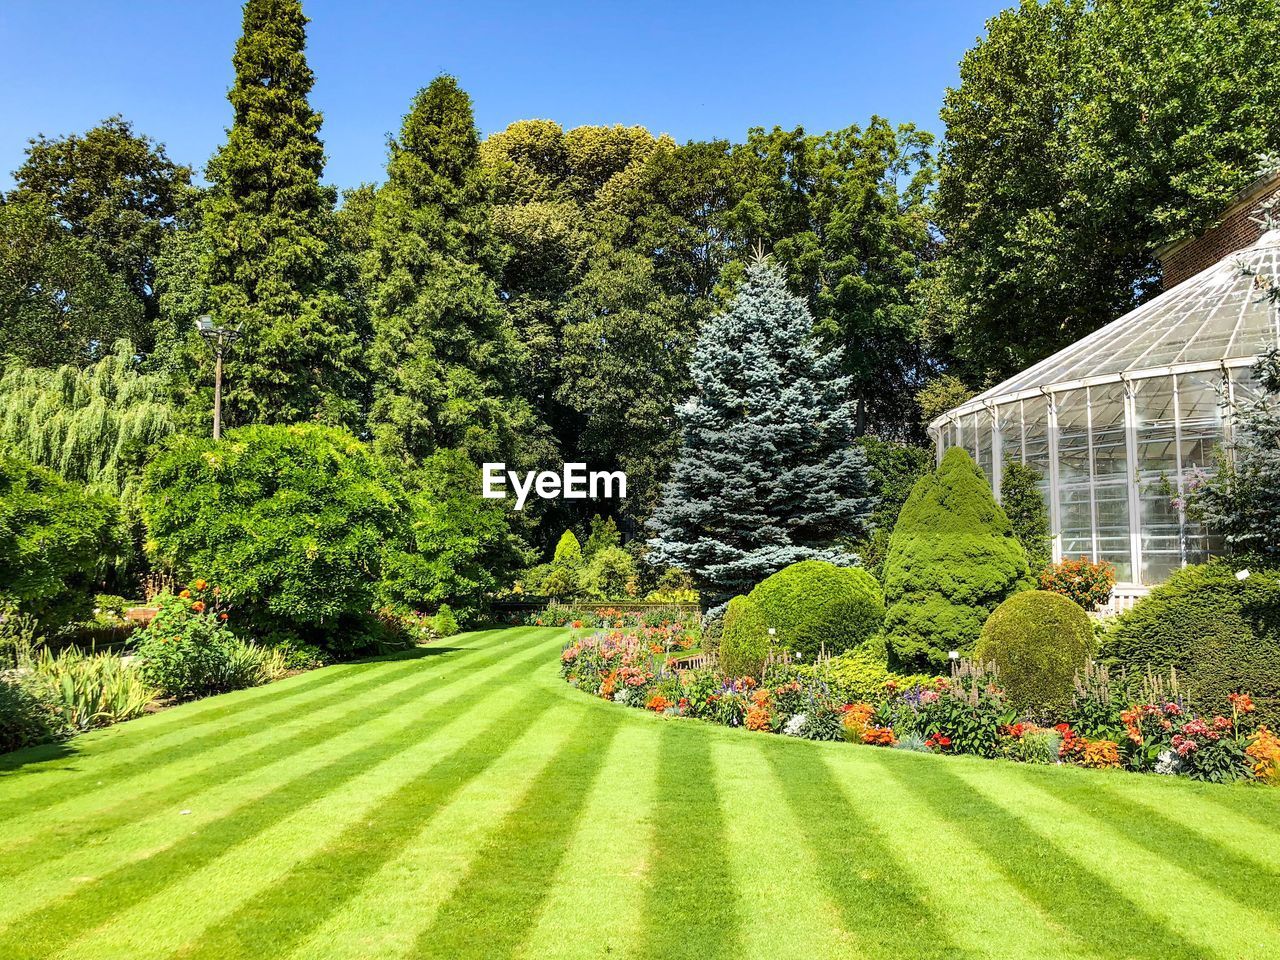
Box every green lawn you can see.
[2,626,1278,960]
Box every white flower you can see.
[783,713,807,737]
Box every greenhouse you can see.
[929,228,1280,599]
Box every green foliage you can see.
[135,586,285,700]
[9,114,192,333]
[199,0,363,427]
[645,567,698,603]
[883,447,1032,671]
[1104,562,1280,724]
[365,75,534,466]
[1000,462,1052,572]
[30,647,153,731]
[0,197,142,367]
[719,595,770,680]
[647,259,872,608]
[431,604,460,638]
[823,636,894,701]
[581,545,637,600]
[584,515,621,557]
[915,375,975,428]
[141,425,408,651]
[1189,348,1280,560]
[0,676,64,753]
[553,530,583,567]
[1039,556,1116,612]
[0,340,176,510]
[0,450,121,629]
[0,600,41,668]
[976,590,1096,715]
[747,560,885,659]
[935,0,1280,383]
[854,436,932,579]
[379,450,530,621]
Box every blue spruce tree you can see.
[646,256,873,611]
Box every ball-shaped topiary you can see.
[882,447,1031,671]
[719,594,771,679]
[976,590,1095,715]
[746,559,884,660]
[1104,562,1280,725]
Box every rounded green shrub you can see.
[719,595,770,679]
[747,560,884,659]
[141,424,409,652]
[883,447,1031,671]
[0,676,64,753]
[976,590,1095,714]
[1104,562,1280,725]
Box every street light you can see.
[195,315,241,441]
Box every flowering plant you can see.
[1039,556,1115,611]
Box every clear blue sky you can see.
[0,0,1007,191]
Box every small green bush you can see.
[825,636,891,700]
[581,545,637,600]
[432,604,460,638]
[719,595,770,679]
[747,560,884,659]
[142,424,409,652]
[0,675,64,753]
[1104,562,1280,724]
[976,590,1095,714]
[135,584,285,700]
[883,447,1031,671]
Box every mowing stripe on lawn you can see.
[765,740,974,960]
[1029,770,1280,907]
[285,700,586,960]
[951,762,1280,957]
[409,703,625,960]
[715,735,848,959]
[636,720,743,960]
[0,633,561,950]
[69,688,565,960]
[0,632,545,855]
[0,630,550,872]
[0,631,515,819]
[821,747,1084,960]
[870,751,1213,960]
[516,716,663,960]
[155,687,561,960]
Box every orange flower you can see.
[191,600,206,613]
[745,705,771,731]
[1080,739,1121,769]
[646,693,672,712]
[218,612,228,621]
[192,578,208,591]
[862,726,897,746]
[179,589,191,599]
[1246,726,1280,784]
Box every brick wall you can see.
[1159,172,1280,288]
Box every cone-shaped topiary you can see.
[719,594,771,680]
[883,447,1031,670]
[553,529,583,567]
[976,590,1095,715]
[747,559,884,659]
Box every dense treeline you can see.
[2,0,1278,602]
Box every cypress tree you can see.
[200,0,361,427]
[646,257,873,611]
[882,446,1031,670]
[366,75,533,465]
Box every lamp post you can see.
[195,315,241,441]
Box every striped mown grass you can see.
[2,627,1278,960]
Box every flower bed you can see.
[526,604,700,633]
[559,630,1277,786]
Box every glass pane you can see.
[1055,390,1093,560]
[1089,383,1132,582]
[1134,377,1180,583]
[1021,395,1051,507]
[1179,371,1228,563]
[974,410,993,485]
[997,402,1022,466]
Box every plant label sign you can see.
[481,463,627,510]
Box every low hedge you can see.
[1104,561,1280,725]
[747,560,884,659]
[976,590,1095,715]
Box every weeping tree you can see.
[0,339,175,509]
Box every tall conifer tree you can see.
[366,76,535,466]
[200,0,361,427]
[646,257,873,610]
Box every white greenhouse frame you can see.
[929,231,1280,598]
